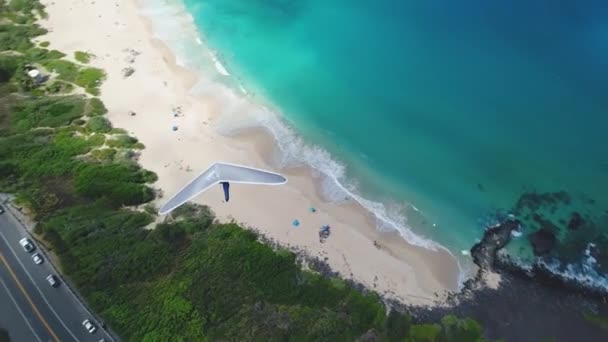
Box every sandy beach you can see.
[38,0,461,306]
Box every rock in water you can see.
[470,220,520,270]
[528,228,557,256]
[567,212,584,231]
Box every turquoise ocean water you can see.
[152,0,608,284]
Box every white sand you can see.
[39,0,461,306]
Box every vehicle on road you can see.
[46,274,59,287]
[82,319,97,334]
[32,253,43,264]
[0,204,4,214]
[19,238,35,253]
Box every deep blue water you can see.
[180,0,608,279]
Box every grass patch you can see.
[10,96,85,132]
[85,97,107,116]
[43,59,78,81]
[75,67,105,95]
[106,134,144,149]
[44,80,74,94]
[74,51,91,64]
[85,116,112,133]
[90,148,117,163]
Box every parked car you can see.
[19,238,35,253]
[32,253,43,265]
[82,319,97,334]
[46,275,59,287]
[0,204,5,214]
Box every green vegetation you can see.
[85,115,111,133]
[74,50,91,64]
[43,59,105,95]
[9,96,85,132]
[39,40,49,47]
[75,67,104,95]
[89,148,116,163]
[0,1,493,341]
[106,134,144,149]
[85,97,107,116]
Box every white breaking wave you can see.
[503,250,608,292]
[210,51,230,76]
[140,0,470,286]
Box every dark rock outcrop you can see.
[528,228,557,256]
[415,219,608,342]
[567,212,584,231]
[470,219,520,270]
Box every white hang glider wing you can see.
[158,162,287,215]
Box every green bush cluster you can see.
[44,80,74,94]
[86,97,107,116]
[10,96,85,132]
[90,148,116,163]
[106,134,145,149]
[74,51,91,64]
[43,59,105,95]
[0,23,47,52]
[85,115,112,133]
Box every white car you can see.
[32,253,43,264]
[19,238,35,253]
[82,319,97,334]
[46,275,59,287]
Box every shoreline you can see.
[38,0,461,306]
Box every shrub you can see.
[90,148,116,163]
[46,49,66,59]
[39,41,50,47]
[109,128,127,134]
[87,133,105,146]
[43,59,79,81]
[85,116,112,133]
[106,134,144,149]
[86,97,107,116]
[73,163,154,206]
[0,55,21,82]
[75,67,105,95]
[9,0,37,13]
[10,96,85,132]
[0,23,47,52]
[74,51,91,64]
[45,80,74,94]
[409,323,441,342]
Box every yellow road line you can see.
[0,252,60,342]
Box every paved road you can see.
[0,206,114,342]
